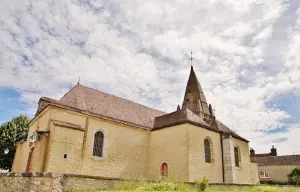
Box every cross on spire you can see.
[189,51,194,67]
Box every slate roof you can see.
[251,155,300,166]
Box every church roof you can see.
[153,108,220,132]
[182,66,211,117]
[251,155,300,166]
[57,83,165,129]
[216,121,248,142]
[36,67,248,142]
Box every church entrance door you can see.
[26,147,34,172]
[161,163,168,178]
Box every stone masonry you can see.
[222,135,236,183]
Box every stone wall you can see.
[0,173,63,192]
[0,172,127,192]
[1,172,264,192]
[222,135,236,183]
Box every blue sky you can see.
[0,88,28,124]
[1,0,300,155]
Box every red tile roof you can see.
[251,153,272,157]
[251,155,300,166]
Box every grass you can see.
[66,181,300,192]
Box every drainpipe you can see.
[220,133,225,183]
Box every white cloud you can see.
[0,0,300,155]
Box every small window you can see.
[204,139,211,163]
[161,163,168,178]
[93,131,104,157]
[260,171,270,178]
[234,147,240,167]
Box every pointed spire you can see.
[182,66,211,119]
[177,105,181,111]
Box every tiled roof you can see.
[251,155,300,166]
[153,108,219,132]
[251,153,272,157]
[37,83,248,142]
[58,83,165,129]
[216,121,249,142]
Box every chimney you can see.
[250,148,255,157]
[270,145,277,156]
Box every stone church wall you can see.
[12,108,52,173]
[46,107,150,179]
[80,116,150,179]
[232,138,254,184]
[147,124,189,181]
[46,124,85,174]
[11,106,259,184]
[11,141,29,172]
[187,124,223,183]
[12,106,151,179]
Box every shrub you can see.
[195,177,209,192]
[260,180,289,185]
[135,181,188,191]
[114,180,143,191]
[288,168,300,185]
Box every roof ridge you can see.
[78,83,166,114]
[59,83,81,101]
[256,155,300,158]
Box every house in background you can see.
[250,146,300,182]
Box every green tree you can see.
[288,168,300,185]
[0,115,30,171]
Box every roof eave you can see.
[152,120,222,133]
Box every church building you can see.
[12,66,259,184]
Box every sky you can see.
[0,0,300,155]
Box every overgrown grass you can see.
[66,182,300,192]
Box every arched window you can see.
[204,139,211,163]
[161,163,168,178]
[93,131,104,157]
[234,147,239,167]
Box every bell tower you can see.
[182,66,212,120]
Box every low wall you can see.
[0,172,63,192]
[0,172,133,192]
[2,172,287,192]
